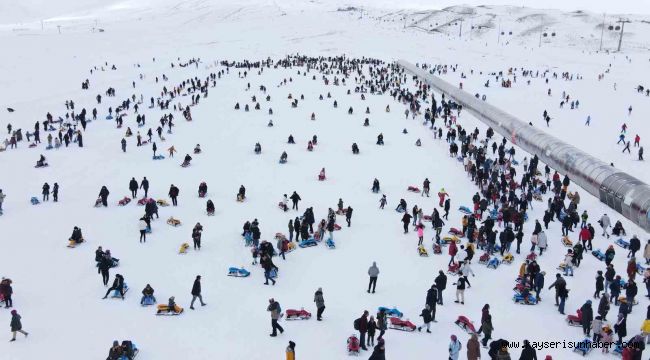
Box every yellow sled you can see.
[442,236,461,244]
[156,199,170,207]
[502,253,514,264]
[179,243,190,254]
[561,236,573,247]
[67,238,84,248]
[167,217,181,227]
[156,304,184,315]
[418,245,429,257]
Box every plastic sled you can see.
[34,163,49,168]
[118,341,138,360]
[152,155,165,160]
[487,257,500,269]
[615,239,629,249]
[279,159,287,164]
[167,217,181,226]
[572,339,592,356]
[561,236,573,247]
[285,309,311,320]
[442,236,460,244]
[448,262,461,275]
[347,335,360,355]
[333,224,342,231]
[156,304,184,315]
[106,115,114,120]
[502,253,514,264]
[455,316,478,334]
[94,198,103,207]
[141,295,156,306]
[526,252,537,262]
[556,262,567,271]
[448,228,464,237]
[180,161,190,167]
[326,238,336,249]
[478,253,491,264]
[422,215,432,222]
[566,309,582,327]
[45,145,53,150]
[388,317,416,331]
[591,249,605,261]
[67,238,85,248]
[156,199,169,207]
[274,233,287,241]
[178,243,190,254]
[458,206,472,215]
[30,197,40,205]
[299,238,318,248]
[112,283,129,298]
[335,208,347,216]
[228,267,250,277]
[137,198,152,206]
[418,245,428,257]
[512,293,537,305]
[395,207,405,213]
[118,197,131,206]
[378,307,403,318]
[407,186,420,193]
[433,243,442,254]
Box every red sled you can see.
[433,243,442,254]
[566,309,582,327]
[333,224,342,231]
[448,228,464,237]
[335,208,347,215]
[422,215,432,222]
[455,316,478,334]
[526,252,538,262]
[285,309,311,320]
[137,198,153,206]
[388,317,416,331]
[478,253,490,264]
[118,197,131,206]
[407,186,420,193]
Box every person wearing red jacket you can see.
[579,226,592,250]
[448,241,458,266]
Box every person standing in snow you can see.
[314,288,325,321]
[129,177,138,198]
[52,183,59,202]
[422,178,430,197]
[168,184,179,206]
[467,333,481,360]
[190,275,206,310]
[345,206,353,227]
[42,182,50,202]
[98,186,110,207]
[290,191,301,210]
[367,262,379,294]
[268,298,284,337]
[435,270,447,305]
[354,311,369,351]
[9,310,28,342]
[401,212,412,233]
[599,214,611,238]
[140,177,149,198]
[448,334,461,360]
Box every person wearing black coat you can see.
[435,271,447,305]
[140,177,149,197]
[346,206,353,227]
[519,339,537,360]
[293,217,301,241]
[290,191,301,210]
[102,274,125,299]
[52,183,59,202]
[42,182,50,201]
[129,178,138,198]
[417,305,433,333]
[425,285,438,320]
[580,300,594,336]
[355,311,369,351]
[594,271,604,298]
[190,275,206,309]
[168,184,179,206]
[368,339,385,360]
[98,255,112,286]
[401,213,412,233]
[99,186,110,206]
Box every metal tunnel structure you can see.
[397,60,650,233]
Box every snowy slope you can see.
[0,1,648,360]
